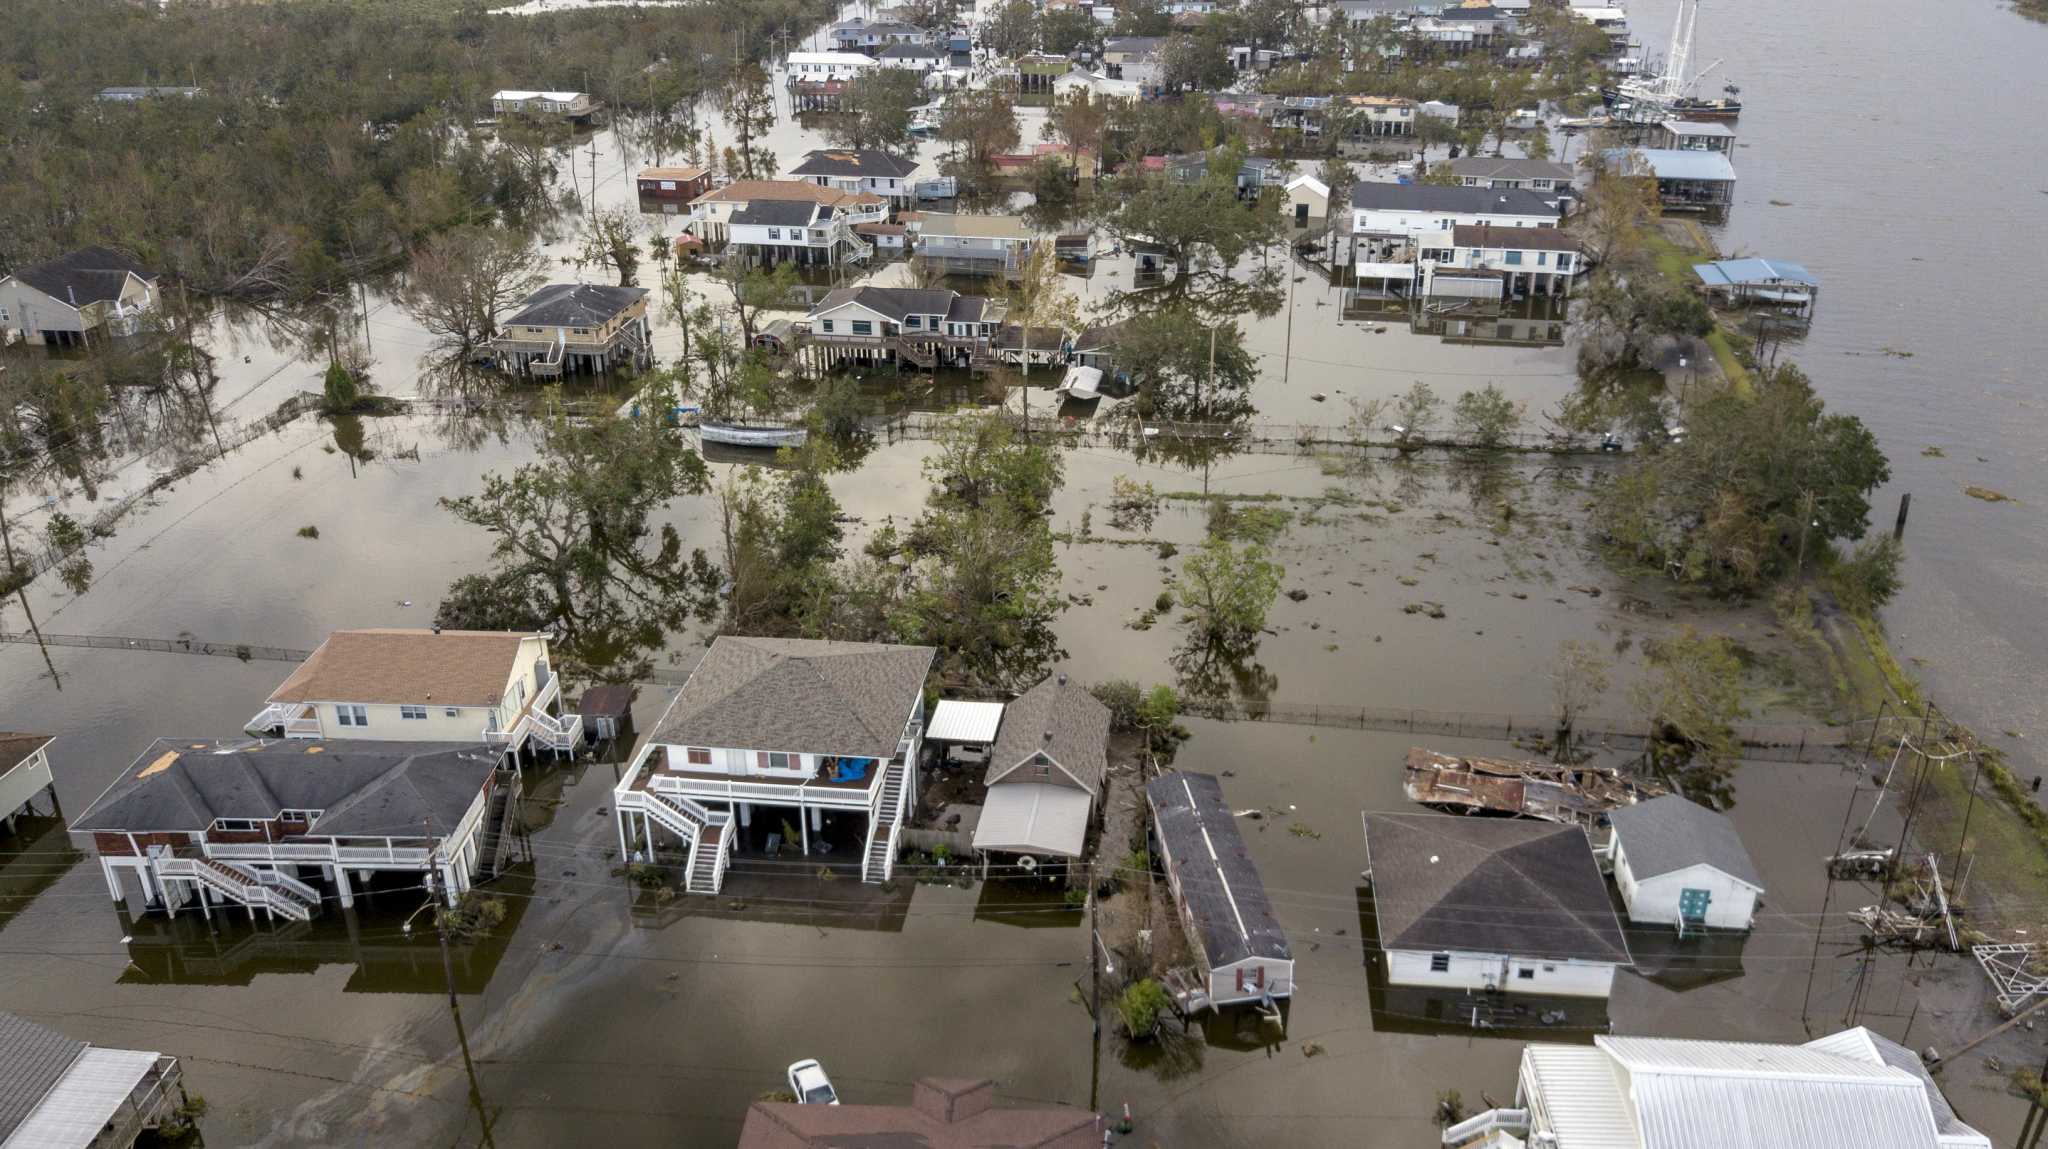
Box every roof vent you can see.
[431,624,442,635]
[1056,671,1068,687]
[1043,730,1054,742]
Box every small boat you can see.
[699,421,809,448]
[1402,748,1663,829]
[1557,112,1612,131]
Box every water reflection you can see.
[973,876,1083,930]
[0,814,80,934]
[116,867,535,994]
[1170,636,1278,707]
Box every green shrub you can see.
[1832,534,1904,610]
[1118,978,1173,1037]
[296,524,320,539]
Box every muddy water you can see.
[1622,0,2048,775]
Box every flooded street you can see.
[2,3,2044,1144]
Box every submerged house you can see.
[1418,224,1585,299]
[245,628,580,757]
[971,674,1111,868]
[1362,812,1631,1000]
[1605,794,1763,932]
[488,283,651,377]
[0,246,158,346]
[1444,156,1576,193]
[71,738,515,917]
[739,1077,1100,1148]
[1692,257,1820,313]
[0,1012,183,1149]
[803,286,1007,371]
[636,165,710,201]
[787,148,923,208]
[1147,772,1295,1013]
[1606,147,1736,210]
[1448,1028,1993,1149]
[612,637,935,894]
[0,733,56,835]
[490,89,597,120]
[688,180,887,252]
[911,212,1037,276]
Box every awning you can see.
[927,699,1005,744]
[8,1048,161,1149]
[973,783,1092,858]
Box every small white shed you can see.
[1607,795,1763,932]
[1280,175,1329,229]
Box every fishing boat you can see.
[698,421,809,448]
[1602,0,1740,120]
[1402,747,1663,829]
[1057,365,1103,401]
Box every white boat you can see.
[699,421,809,448]
[1057,365,1104,401]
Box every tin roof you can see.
[1147,772,1291,967]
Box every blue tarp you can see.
[830,757,874,783]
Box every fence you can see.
[872,409,1626,458]
[0,631,314,664]
[2,392,323,594]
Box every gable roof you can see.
[1361,812,1631,965]
[1606,147,1738,182]
[1350,182,1560,215]
[788,149,920,180]
[266,629,532,707]
[637,165,706,181]
[986,674,1110,792]
[1608,794,1763,888]
[0,733,53,778]
[1804,1028,1992,1149]
[879,41,943,58]
[1148,772,1292,966]
[695,180,880,208]
[503,284,646,329]
[1453,224,1582,252]
[69,739,499,837]
[5,247,153,308]
[810,285,960,324]
[649,637,936,759]
[1446,156,1575,183]
[0,1012,87,1141]
[918,212,1033,241]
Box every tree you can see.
[322,361,360,413]
[1112,0,1172,36]
[1392,381,1442,444]
[1578,153,1661,264]
[1005,241,1083,427]
[719,259,802,345]
[1161,32,1233,92]
[1039,7,1102,56]
[1452,383,1522,448]
[937,88,1021,175]
[1115,305,1258,426]
[1098,149,1287,321]
[1548,639,1610,761]
[827,69,923,154]
[438,385,719,679]
[980,0,1039,57]
[718,61,778,180]
[1044,87,1110,168]
[580,207,644,286]
[1173,535,1284,647]
[399,226,546,353]
[1630,626,1746,805]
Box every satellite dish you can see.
[1018,855,1039,873]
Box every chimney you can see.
[912,1078,995,1124]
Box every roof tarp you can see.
[972,783,1091,857]
[927,700,1005,744]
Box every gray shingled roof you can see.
[1446,156,1575,183]
[1607,794,1763,888]
[986,675,1110,793]
[6,246,153,307]
[1148,772,1291,966]
[1349,182,1560,216]
[70,740,499,838]
[649,637,936,759]
[789,149,920,179]
[503,283,646,328]
[0,1012,87,1140]
[1362,812,1632,965]
[732,199,823,228]
[813,285,960,324]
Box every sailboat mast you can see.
[1666,0,1696,101]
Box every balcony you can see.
[247,702,321,738]
[621,747,893,812]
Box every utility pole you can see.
[426,819,497,1149]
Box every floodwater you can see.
[2,2,2043,1142]
[1626,0,2048,776]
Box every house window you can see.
[905,315,921,329]
[214,819,261,832]
[1429,953,1451,972]
[768,228,782,240]
[821,320,835,333]
[686,747,713,766]
[1557,254,1573,271]
[1518,967,1536,980]
[445,707,461,717]
[336,704,369,727]
[851,320,873,335]
[400,705,428,720]
[1505,251,1523,265]
[1537,252,1549,266]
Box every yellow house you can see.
[247,629,579,757]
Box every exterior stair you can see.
[862,761,908,884]
[478,770,523,876]
[160,854,318,921]
[685,824,728,895]
[893,337,937,369]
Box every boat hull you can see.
[699,422,809,448]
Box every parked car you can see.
[787,1059,839,1105]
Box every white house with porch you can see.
[0,733,57,836]
[613,637,936,895]
[246,629,579,758]
[70,739,514,920]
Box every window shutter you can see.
[757,751,771,770]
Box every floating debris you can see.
[1403,748,1662,828]
[1965,486,2013,503]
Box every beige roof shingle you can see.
[266,629,533,707]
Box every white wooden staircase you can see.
[634,790,735,895]
[155,854,320,921]
[862,761,908,884]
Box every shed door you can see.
[1679,887,1712,923]
[1294,203,1309,226]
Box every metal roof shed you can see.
[973,783,1092,859]
[1146,772,1293,1012]
[926,700,1005,744]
